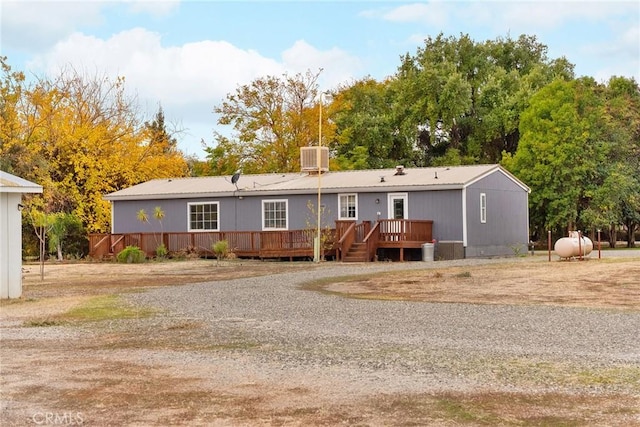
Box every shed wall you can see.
[0,193,23,298]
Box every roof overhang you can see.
[104,184,468,201]
[0,172,43,194]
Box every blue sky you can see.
[1,1,638,159]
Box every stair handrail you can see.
[362,221,381,262]
[336,221,356,261]
[110,234,125,253]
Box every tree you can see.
[205,69,333,174]
[137,105,188,178]
[333,33,576,168]
[390,34,474,165]
[48,212,84,261]
[0,60,189,237]
[0,57,29,175]
[580,76,640,247]
[144,105,179,153]
[332,78,398,169]
[502,78,608,237]
[580,163,640,247]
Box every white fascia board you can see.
[0,185,43,194]
[104,184,467,201]
[462,187,467,247]
[464,166,530,193]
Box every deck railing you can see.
[89,220,433,261]
[378,219,433,243]
[363,222,380,262]
[335,221,356,261]
[89,229,332,260]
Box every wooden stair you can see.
[342,242,369,262]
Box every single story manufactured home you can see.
[94,161,530,261]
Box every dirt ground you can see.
[1,255,640,426]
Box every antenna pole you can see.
[315,92,323,263]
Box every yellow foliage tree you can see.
[0,58,188,233]
[206,69,337,174]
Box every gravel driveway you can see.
[126,256,640,397]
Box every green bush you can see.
[212,240,229,264]
[116,246,146,263]
[156,243,168,259]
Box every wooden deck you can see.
[335,219,433,262]
[89,219,433,262]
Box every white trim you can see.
[262,199,289,230]
[110,201,115,234]
[480,192,487,224]
[338,193,358,220]
[387,193,408,219]
[462,188,467,246]
[464,166,530,193]
[187,201,220,232]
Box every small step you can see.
[343,256,368,262]
[343,242,369,262]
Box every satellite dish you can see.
[231,170,241,190]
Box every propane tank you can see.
[554,231,593,258]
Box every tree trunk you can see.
[626,223,637,248]
[609,224,616,249]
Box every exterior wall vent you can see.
[300,146,329,173]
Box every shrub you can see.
[212,240,229,265]
[156,243,168,259]
[116,246,146,263]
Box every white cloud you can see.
[1,1,103,52]
[124,0,180,17]
[27,28,282,105]
[580,23,640,81]
[281,40,363,88]
[381,2,450,27]
[1,0,181,54]
[24,27,363,157]
[498,2,638,36]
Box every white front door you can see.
[387,193,408,241]
[387,193,408,219]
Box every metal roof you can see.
[104,164,529,201]
[0,171,43,194]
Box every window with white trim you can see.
[188,202,219,231]
[480,193,487,224]
[262,199,288,230]
[338,193,358,220]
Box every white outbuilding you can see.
[1,171,43,299]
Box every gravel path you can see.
[126,256,640,397]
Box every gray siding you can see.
[112,194,343,233]
[465,171,529,257]
[408,190,463,242]
[112,199,188,233]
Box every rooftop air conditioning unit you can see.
[300,146,329,173]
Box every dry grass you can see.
[315,258,640,310]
